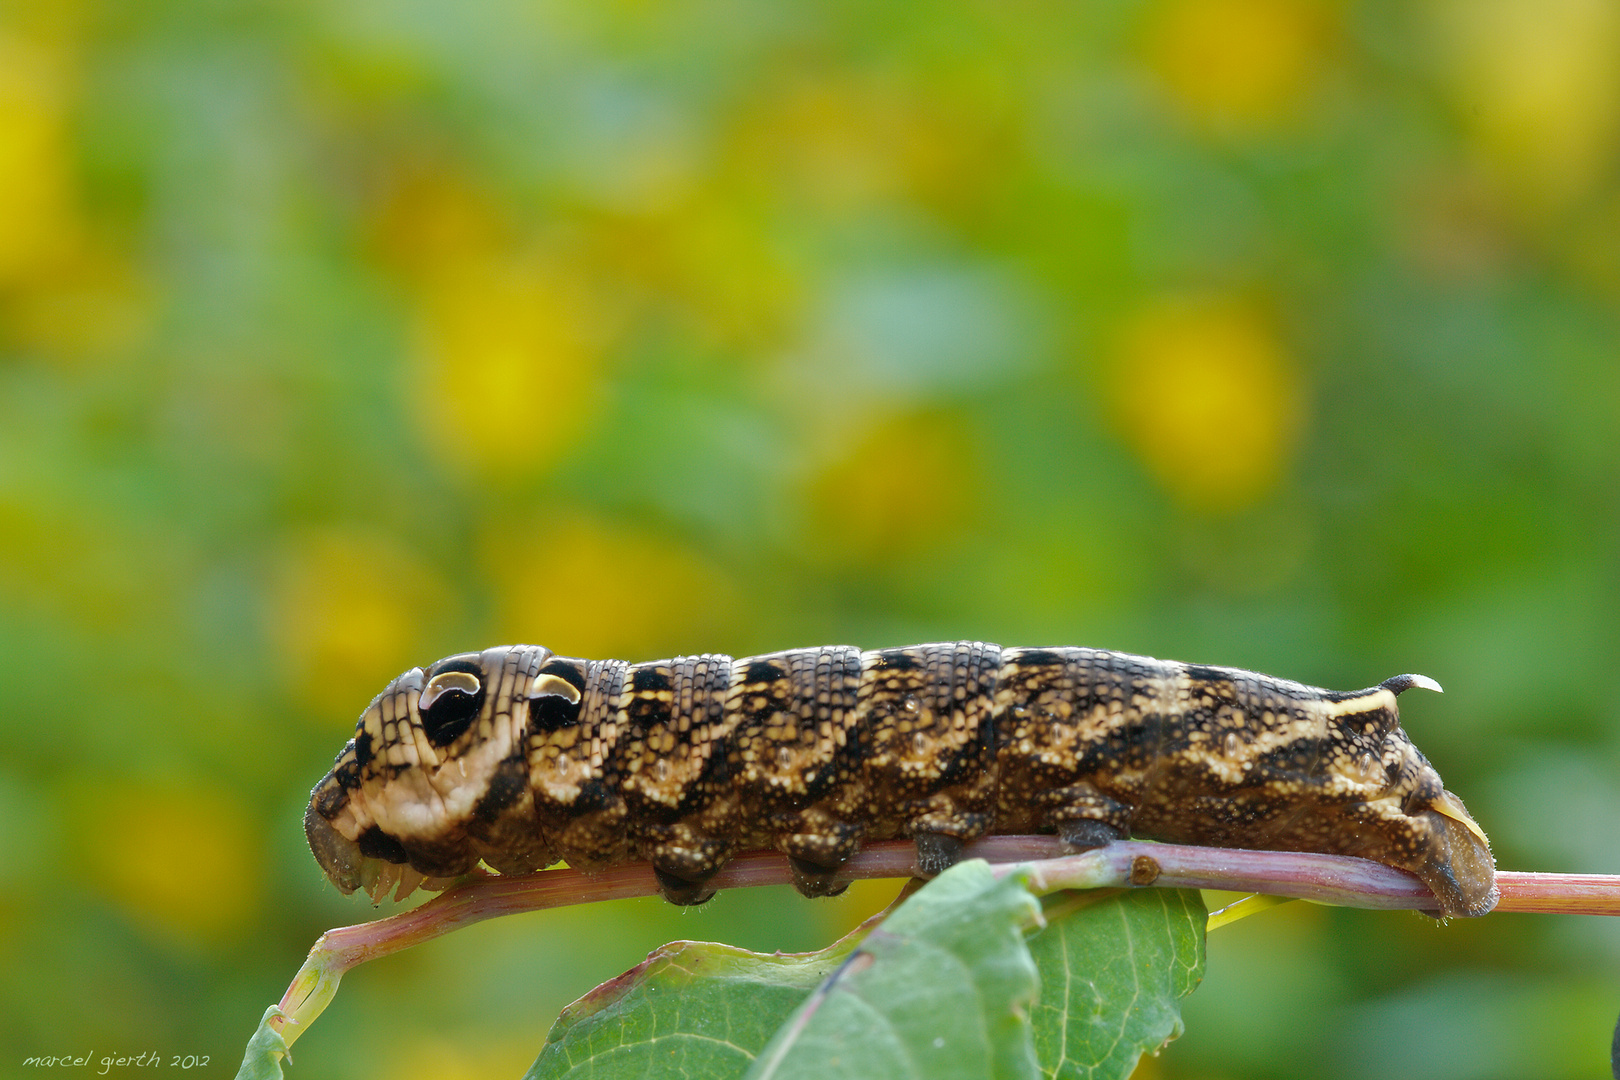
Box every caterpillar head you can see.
[305,645,559,902]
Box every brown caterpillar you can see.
[304,643,1497,917]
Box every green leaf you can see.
[526,861,1044,1080]
[1028,889,1206,1080]
[524,864,1205,1080]
[743,860,1044,1080]
[524,931,856,1080]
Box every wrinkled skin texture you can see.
[307,643,1496,916]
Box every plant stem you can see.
[263,837,1620,1050]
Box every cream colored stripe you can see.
[1316,688,1397,718]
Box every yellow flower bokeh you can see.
[73,779,261,944]
[0,27,153,366]
[1145,0,1332,132]
[483,515,745,662]
[1432,0,1620,212]
[267,529,455,722]
[735,68,1011,219]
[803,408,982,565]
[409,254,607,480]
[591,189,806,352]
[0,33,78,287]
[1109,296,1304,511]
[369,166,612,479]
[4,244,155,363]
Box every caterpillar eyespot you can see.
[530,672,583,705]
[305,642,1497,917]
[419,669,481,712]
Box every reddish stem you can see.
[264,837,1620,1049]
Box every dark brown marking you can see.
[476,758,529,821]
[744,659,788,684]
[631,666,672,694]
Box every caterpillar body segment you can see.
[305,642,1497,917]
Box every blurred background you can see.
[1,0,1617,1076]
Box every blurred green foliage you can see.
[1,0,1617,1076]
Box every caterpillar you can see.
[305,642,1497,917]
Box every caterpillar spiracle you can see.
[304,642,1497,917]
